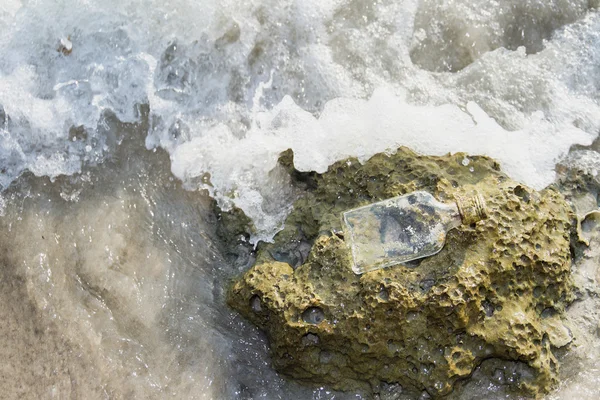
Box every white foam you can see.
[0,0,599,240]
[164,11,600,241]
[171,85,595,241]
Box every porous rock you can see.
[228,147,575,398]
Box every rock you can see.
[228,147,575,398]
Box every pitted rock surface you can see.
[228,147,575,398]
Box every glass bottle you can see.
[342,191,487,274]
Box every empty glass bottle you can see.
[342,191,487,274]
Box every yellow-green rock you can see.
[228,147,575,398]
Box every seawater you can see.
[0,0,599,398]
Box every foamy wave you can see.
[0,0,599,242]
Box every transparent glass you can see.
[342,191,483,274]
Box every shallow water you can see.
[0,117,350,399]
[1,0,600,399]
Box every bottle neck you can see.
[439,203,463,231]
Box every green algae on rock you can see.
[228,147,576,398]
